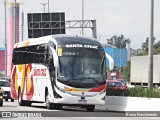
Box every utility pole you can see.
[48,0,50,13]
[21,11,24,41]
[82,0,84,36]
[4,0,7,76]
[148,0,154,88]
[41,3,47,13]
[14,0,16,44]
[119,40,122,76]
[127,41,131,61]
[92,20,97,38]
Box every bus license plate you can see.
[78,100,87,104]
[3,94,7,97]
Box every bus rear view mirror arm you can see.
[50,47,59,68]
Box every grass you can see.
[106,87,160,98]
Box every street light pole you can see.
[82,0,84,36]
[41,3,48,13]
[21,11,24,41]
[148,0,154,88]
[4,0,7,76]
[48,0,50,13]
[41,3,47,13]
[119,40,122,76]
[14,0,17,44]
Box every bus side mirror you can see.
[50,47,59,68]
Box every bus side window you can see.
[30,45,37,64]
[28,51,32,63]
[33,52,37,63]
[18,51,23,64]
[13,49,21,65]
[23,51,27,64]
[27,46,34,64]
[39,53,44,63]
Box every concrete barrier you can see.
[95,96,160,111]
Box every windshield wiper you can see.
[85,77,101,85]
[58,77,83,84]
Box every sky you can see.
[0,0,160,49]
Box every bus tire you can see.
[11,99,14,102]
[18,88,25,106]
[25,101,32,106]
[56,104,63,110]
[45,90,55,109]
[86,105,95,112]
[0,101,3,106]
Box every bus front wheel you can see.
[0,101,3,106]
[86,105,95,112]
[45,91,55,109]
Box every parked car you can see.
[106,80,127,91]
[0,76,11,82]
[116,79,127,85]
[116,79,135,88]
[0,80,14,102]
[0,87,3,106]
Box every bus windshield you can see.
[57,49,106,88]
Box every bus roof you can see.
[53,35,103,49]
[14,34,103,50]
[14,35,54,48]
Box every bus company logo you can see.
[66,44,83,48]
[64,86,72,92]
[84,45,98,49]
[22,40,30,47]
[33,69,46,76]
[66,44,98,49]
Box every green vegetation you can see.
[106,88,125,96]
[107,35,131,49]
[106,87,160,98]
[123,61,130,81]
[141,37,160,55]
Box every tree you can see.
[141,37,150,55]
[154,48,160,54]
[141,37,160,55]
[154,41,160,49]
[107,35,131,49]
[123,61,130,81]
[141,37,149,51]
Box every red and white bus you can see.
[11,35,106,111]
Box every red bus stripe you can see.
[89,84,106,92]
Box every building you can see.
[131,55,160,86]
[131,48,143,57]
[0,48,5,73]
[102,44,127,69]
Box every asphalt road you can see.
[0,100,159,120]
